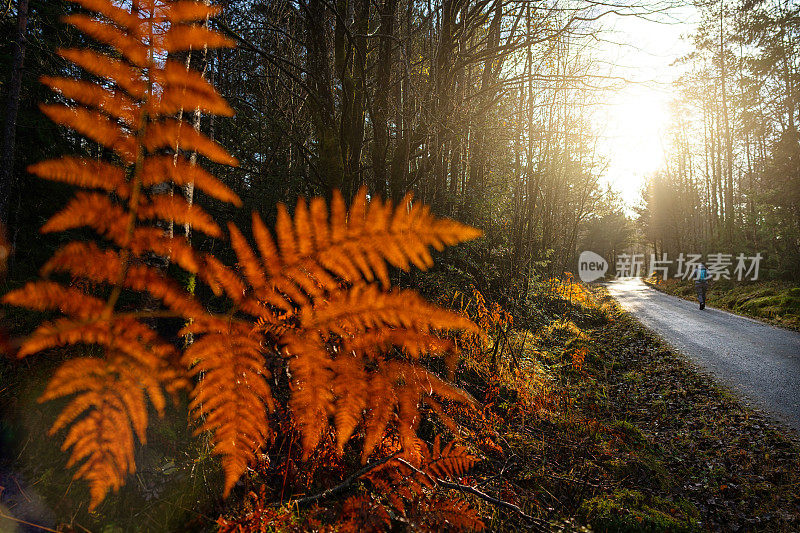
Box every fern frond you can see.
[42,244,202,318]
[144,119,238,166]
[155,60,223,101]
[300,284,478,337]
[40,105,136,163]
[331,355,370,452]
[274,203,299,266]
[423,435,477,479]
[162,25,236,51]
[19,316,174,363]
[141,155,241,205]
[235,189,481,310]
[227,223,268,293]
[182,323,274,496]
[27,157,129,198]
[13,0,247,511]
[149,86,234,117]
[229,196,482,317]
[362,370,394,462]
[251,210,281,275]
[56,49,146,98]
[2,281,106,319]
[138,195,222,237]
[41,191,126,237]
[63,14,148,66]
[41,77,138,127]
[281,333,335,456]
[42,242,122,280]
[45,202,201,273]
[40,354,167,510]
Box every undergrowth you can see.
[4,273,800,530]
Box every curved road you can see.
[606,278,800,432]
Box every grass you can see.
[645,277,800,330]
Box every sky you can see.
[592,3,699,209]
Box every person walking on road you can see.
[695,262,711,310]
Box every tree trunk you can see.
[0,0,30,226]
[371,0,396,198]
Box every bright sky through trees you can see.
[597,4,698,207]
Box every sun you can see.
[615,91,668,172]
[599,86,670,206]
[591,3,697,208]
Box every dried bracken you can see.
[4,0,484,522]
[2,0,238,510]
[209,188,482,461]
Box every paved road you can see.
[606,277,800,432]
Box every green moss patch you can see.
[579,489,700,532]
[647,279,800,330]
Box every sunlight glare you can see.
[597,85,673,209]
[595,6,697,209]
[616,92,667,174]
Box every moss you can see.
[579,489,700,532]
[780,296,800,309]
[649,279,800,330]
[610,420,650,450]
[621,371,642,384]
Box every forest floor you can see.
[644,278,800,331]
[461,283,800,531]
[2,281,800,531]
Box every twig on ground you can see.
[0,510,60,533]
[498,323,521,370]
[395,458,550,531]
[284,452,399,508]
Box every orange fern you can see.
[181,320,275,496]
[227,188,482,310]
[200,189,482,464]
[5,0,486,516]
[360,437,484,530]
[2,0,239,510]
[39,354,170,506]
